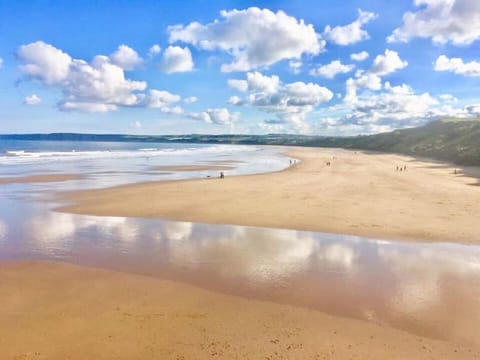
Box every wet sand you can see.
[61,147,480,243]
[0,173,83,184]
[1,261,477,360]
[154,165,234,171]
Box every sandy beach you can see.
[60,147,480,243]
[1,261,477,360]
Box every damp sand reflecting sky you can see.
[1,196,479,348]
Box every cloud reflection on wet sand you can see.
[1,208,480,346]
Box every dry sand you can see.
[154,165,234,171]
[0,174,83,184]
[1,261,477,360]
[60,147,480,243]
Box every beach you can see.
[2,146,480,359]
[1,261,477,359]
[61,147,480,243]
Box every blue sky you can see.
[1,0,479,135]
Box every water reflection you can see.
[1,201,479,347]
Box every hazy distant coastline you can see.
[2,118,480,166]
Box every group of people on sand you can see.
[396,165,407,172]
[289,159,297,166]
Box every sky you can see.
[0,0,479,135]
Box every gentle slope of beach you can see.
[60,147,480,243]
[1,261,477,360]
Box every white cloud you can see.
[229,72,333,131]
[434,55,480,77]
[343,50,408,104]
[0,57,3,68]
[344,72,382,103]
[109,45,143,70]
[246,71,280,93]
[23,94,41,105]
[350,51,369,61]
[133,121,142,129]
[144,89,181,112]
[184,96,198,104]
[310,60,355,79]
[161,46,194,73]
[17,41,181,113]
[148,44,161,57]
[324,79,480,135]
[323,9,378,46]
[370,49,408,76]
[228,79,248,92]
[289,60,302,74]
[228,72,279,93]
[168,7,324,72]
[439,93,458,102]
[190,108,240,125]
[388,0,480,45]
[228,95,242,105]
[18,41,72,85]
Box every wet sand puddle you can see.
[0,195,479,348]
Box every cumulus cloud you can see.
[323,9,378,46]
[229,72,333,131]
[228,72,280,93]
[347,82,439,124]
[18,41,72,85]
[109,44,143,70]
[370,49,408,76]
[0,57,3,68]
[228,79,248,92]
[439,93,458,102]
[434,55,480,77]
[144,89,182,113]
[148,44,161,57]
[184,96,198,104]
[190,108,240,125]
[344,49,408,104]
[17,41,181,113]
[23,94,41,105]
[323,79,479,135]
[160,46,194,73]
[168,7,324,72]
[310,60,355,79]
[350,51,369,61]
[388,0,480,45]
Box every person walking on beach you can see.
[220,172,224,179]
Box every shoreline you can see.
[58,146,480,244]
[1,261,477,359]
[0,173,83,184]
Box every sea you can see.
[0,138,479,346]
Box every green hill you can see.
[323,118,480,166]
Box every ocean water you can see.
[0,139,291,191]
[0,139,479,347]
